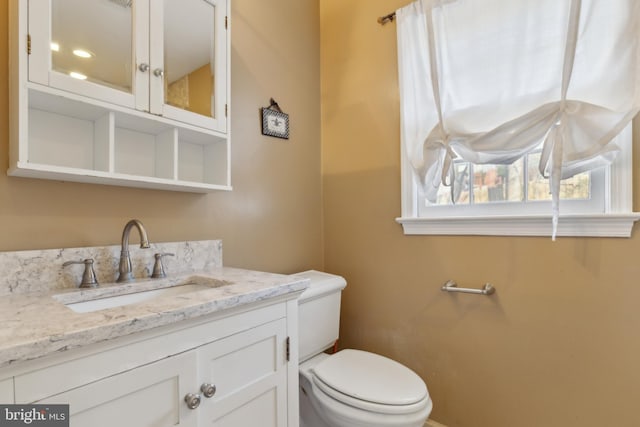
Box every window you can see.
[424,148,602,216]
[394,0,640,238]
[397,125,640,237]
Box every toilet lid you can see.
[312,349,428,406]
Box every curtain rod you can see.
[380,0,459,25]
[378,12,396,25]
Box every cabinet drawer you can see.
[0,377,14,404]
[37,351,197,427]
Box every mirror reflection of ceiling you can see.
[52,0,133,91]
[51,0,215,92]
[164,0,214,84]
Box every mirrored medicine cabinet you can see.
[9,0,231,192]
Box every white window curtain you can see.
[396,0,640,238]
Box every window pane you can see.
[473,160,524,204]
[527,152,591,201]
[434,162,470,205]
[427,153,591,208]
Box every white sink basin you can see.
[55,276,229,313]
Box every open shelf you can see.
[11,87,231,192]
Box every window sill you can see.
[396,214,640,237]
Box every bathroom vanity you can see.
[0,240,307,427]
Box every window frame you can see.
[397,125,640,237]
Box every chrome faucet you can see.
[116,219,151,283]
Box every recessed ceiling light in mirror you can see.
[50,42,60,52]
[69,72,88,80]
[73,49,94,58]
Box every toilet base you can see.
[300,376,331,427]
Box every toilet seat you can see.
[312,376,431,416]
[311,349,430,415]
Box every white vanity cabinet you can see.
[198,318,288,426]
[0,377,14,404]
[7,301,297,427]
[35,351,200,427]
[8,0,231,192]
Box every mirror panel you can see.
[164,0,216,118]
[51,0,133,93]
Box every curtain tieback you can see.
[423,135,458,200]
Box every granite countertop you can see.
[0,267,309,369]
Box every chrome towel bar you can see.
[441,280,496,296]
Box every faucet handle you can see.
[63,259,99,288]
[151,253,175,279]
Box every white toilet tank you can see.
[294,270,347,362]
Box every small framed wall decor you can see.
[261,98,289,139]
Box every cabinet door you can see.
[37,351,198,427]
[198,318,288,427]
[26,0,228,133]
[28,0,148,110]
[149,0,228,133]
[0,378,14,404]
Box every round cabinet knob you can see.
[153,68,164,78]
[184,393,201,409]
[201,383,216,398]
[138,63,150,72]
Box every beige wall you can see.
[0,1,323,274]
[321,1,640,426]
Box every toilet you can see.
[295,270,432,427]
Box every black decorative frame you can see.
[261,99,289,139]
